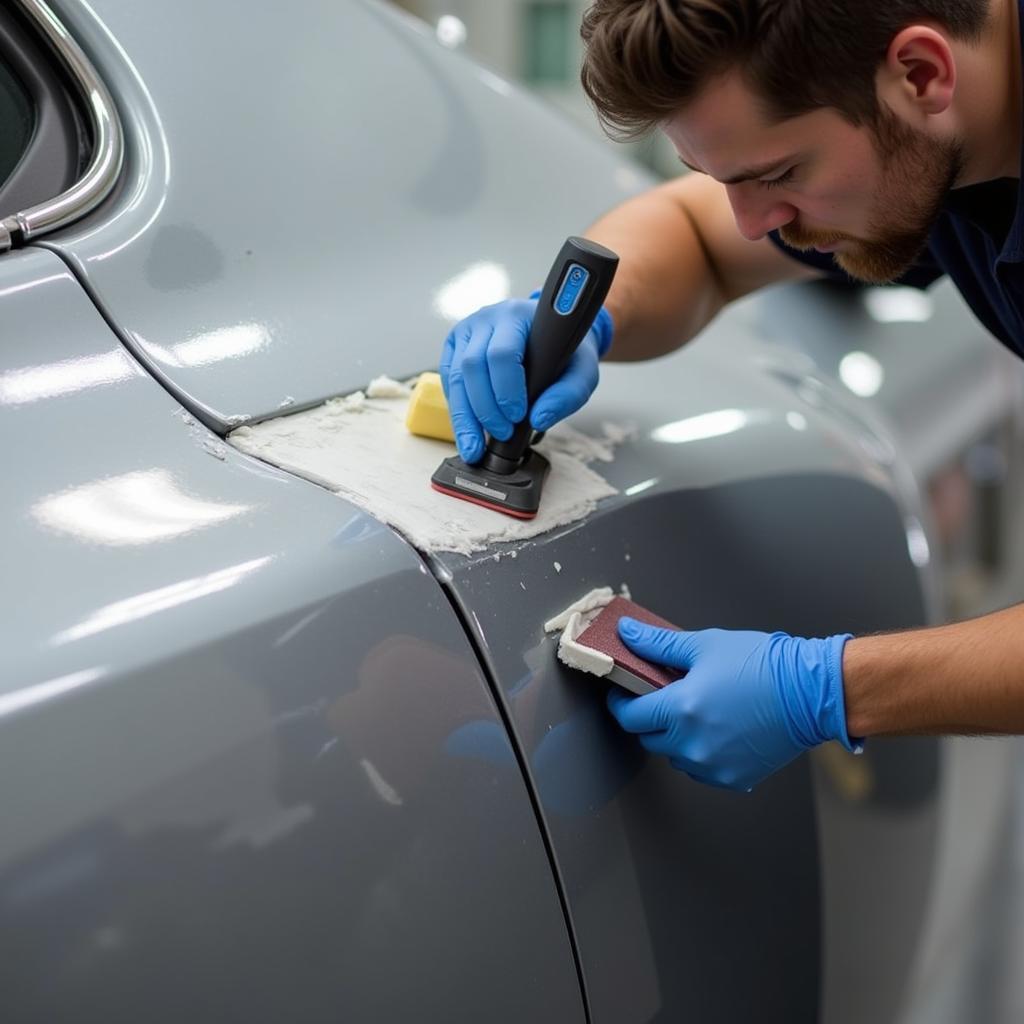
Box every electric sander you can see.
[431,236,619,518]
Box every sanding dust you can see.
[366,375,412,398]
[540,421,638,463]
[544,587,616,676]
[328,390,367,412]
[230,385,630,555]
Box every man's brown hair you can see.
[580,0,990,138]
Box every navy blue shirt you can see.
[769,30,1024,360]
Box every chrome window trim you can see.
[1,0,123,252]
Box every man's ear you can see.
[877,25,956,118]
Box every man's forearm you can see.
[843,603,1024,737]
[584,185,727,361]
[583,175,818,362]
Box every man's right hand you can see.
[439,297,612,465]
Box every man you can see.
[439,0,1024,791]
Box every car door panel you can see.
[0,248,585,1023]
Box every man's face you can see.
[662,72,962,283]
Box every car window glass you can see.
[0,54,33,189]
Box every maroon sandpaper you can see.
[574,596,685,695]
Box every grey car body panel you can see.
[0,249,585,1022]
[7,0,1017,1020]
[750,278,1024,480]
[37,0,649,433]
[438,480,935,1023]
[421,331,941,1022]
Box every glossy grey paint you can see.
[10,0,1015,1019]
[417,327,942,1021]
[0,249,584,1022]
[750,278,1024,479]
[439,479,936,1023]
[40,0,650,432]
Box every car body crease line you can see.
[423,549,594,1024]
[31,239,226,432]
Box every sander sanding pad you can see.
[575,596,685,695]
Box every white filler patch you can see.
[230,384,630,555]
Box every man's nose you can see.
[725,183,796,241]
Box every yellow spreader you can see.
[405,372,455,443]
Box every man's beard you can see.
[779,108,962,284]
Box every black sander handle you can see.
[482,236,619,473]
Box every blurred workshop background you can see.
[392,0,681,175]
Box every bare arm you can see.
[843,603,1024,737]
[585,173,818,361]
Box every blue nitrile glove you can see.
[438,296,614,465]
[607,620,861,792]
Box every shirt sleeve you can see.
[767,230,945,290]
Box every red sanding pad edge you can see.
[575,596,684,691]
[430,480,537,519]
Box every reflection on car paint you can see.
[0,349,134,405]
[50,556,272,645]
[33,469,250,545]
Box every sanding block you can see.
[575,596,684,695]
[431,236,619,518]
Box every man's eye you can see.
[761,169,795,190]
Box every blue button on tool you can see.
[553,263,590,316]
